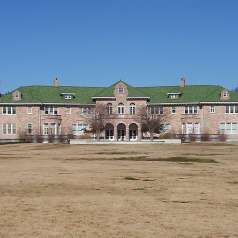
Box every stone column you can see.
[126,124,130,141]
[114,124,117,141]
[138,124,142,141]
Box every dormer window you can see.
[61,93,75,100]
[118,87,124,94]
[223,91,229,97]
[64,95,72,100]
[167,93,181,99]
[221,90,230,100]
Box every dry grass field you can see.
[0,143,238,238]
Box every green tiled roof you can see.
[138,85,238,103]
[0,86,104,104]
[95,80,149,98]
[1,82,238,104]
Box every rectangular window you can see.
[219,122,238,134]
[27,107,32,114]
[72,123,88,135]
[210,105,215,113]
[43,123,57,135]
[151,106,163,114]
[2,106,16,115]
[26,123,33,134]
[184,106,198,114]
[225,105,238,114]
[219,123,225,134]
[2,123,16,134]
[81,107,91,114]
[44,106,58,115]
[171,106,176,114]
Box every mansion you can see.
[1,78,238,141]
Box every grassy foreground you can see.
[0,143,238,238]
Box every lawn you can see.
[0,143,238,238]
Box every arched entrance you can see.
[129,123,138,141]
[105,123,114,141]
[117,123,126,141]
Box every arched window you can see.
[129,103,136,115]
[118,103,124,115]
[107,103,113,115]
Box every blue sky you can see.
[0,0,238,92]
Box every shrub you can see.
[79,133,91,139]
[218,133,227,142]
[188,134,197,142]
[201,133,210,142]
[159,132,176,139]
[48,134,55,143]
[36,135,44,143]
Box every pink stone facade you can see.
[1,81,238,141]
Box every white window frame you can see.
[225,105,238,114]
[184,105,198,114]
[129,103,136,115]
[219,122,238,134]
[118,103,124,115]
[151,106,163,115]
[223,91,229,97]
[27,107,33,114]
[2,106,16,115]
[118,87,124,94]
[26,123,33,134]
[43,123,58,135]
[210,105,215,113]
[107,103,113,115]
[64,95,72,100]
[44,106,58,115]
[2,123,16,135]
[72,123,88,135]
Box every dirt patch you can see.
[0,143,237,238]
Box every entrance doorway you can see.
[129,123,138,141]
[117,123,126,141]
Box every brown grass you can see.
[0,143,238,237]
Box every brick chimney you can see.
[53,77,60,87]
[180,77,186,88]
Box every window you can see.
[182,123,200,134]
[64,95,72,100]
[72,123,88,135]
[2,123,16,134]
[184,106,198,114]
[220,122,238,134]
[26,123,33,134]
[3,106,16,115]
[171,106,176,114]
[27,107,32,114]
[151,106,163,115]
[118,103,124,114]
[210,105,215,113]
[129,103,136,115]
[223,91,229,97]
[81,107,91,114]
[43,123,58,135]
[161,123,171,132]
[168,94,179,99]
[225,105,238,114]
[107,103,113,115]
[44,106,58,115]
[66,106,71,114]
[118,87,124,94]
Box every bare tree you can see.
[87,104,107,141]
[138,105,169,141]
